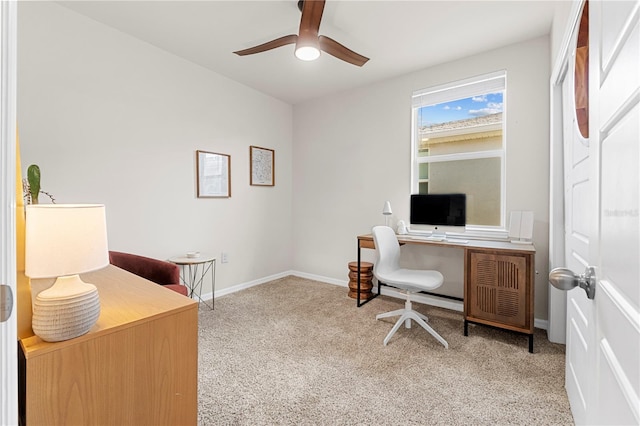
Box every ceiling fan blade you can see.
[318,35,369,67]
[299,0,325,37]
[233,34,298,56]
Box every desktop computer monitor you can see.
[409,193,466,236]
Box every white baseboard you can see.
[290,270,348,287]
[534,318,549,331]
[197,270,293,301]
[199,269,549,331]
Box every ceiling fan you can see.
[233,0,369,67]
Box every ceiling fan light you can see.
[295,45,320,61]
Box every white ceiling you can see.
[58,1,562,105]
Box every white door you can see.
[0,1,18,425]
[590,0,639,422]
[556,0,640,424]
[560,10,593,421]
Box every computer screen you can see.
[410,193,466,234]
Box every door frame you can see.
[548,0,586,344]
[0,1,18,424]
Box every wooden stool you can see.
[348,261,374,300]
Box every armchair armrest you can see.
[109,251,180,286]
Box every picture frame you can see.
[196,150,231,198]
[250,146,275,186]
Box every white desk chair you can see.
[372,225,449,348]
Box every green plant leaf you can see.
[27,164,41,203]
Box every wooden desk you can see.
[18,265,199,426]
[357,234,536,352]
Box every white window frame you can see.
[411,70,507,236]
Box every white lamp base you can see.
[32,274,101,342]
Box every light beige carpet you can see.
[197,276,573,425]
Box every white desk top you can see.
[359,233,535,253]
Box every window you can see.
[412,71,506,230]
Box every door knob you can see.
[549,266,596,299]
[0,284,13,322]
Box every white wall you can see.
[293,36,552,320]
[17,2,293,294]
[550,0,578,69]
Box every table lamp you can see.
[382,201,392,226]
[25,204,109,342]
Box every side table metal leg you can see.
[196,263,204,308]
[188,264,195,298]
[193,260,214,310]
[212,260,216,309]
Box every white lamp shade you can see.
[382,201,393,215]
[25,204,109,279]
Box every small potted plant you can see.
[23,164,55,204]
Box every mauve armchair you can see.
[108,251,188,296]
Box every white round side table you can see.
[168,254,216,309]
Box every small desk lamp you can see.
[25,204,109,342]
[382,201,392,226]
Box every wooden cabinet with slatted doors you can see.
[464,248,535,351]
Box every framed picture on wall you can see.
[250,145,274,186]
[196,150,231,198]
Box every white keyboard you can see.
[445,238,469,244]
[403,234,468,244]
[404,234,442,240]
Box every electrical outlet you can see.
[221,252,229,263]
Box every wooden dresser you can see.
[18,265,198,426]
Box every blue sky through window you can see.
[418,92,504,127]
